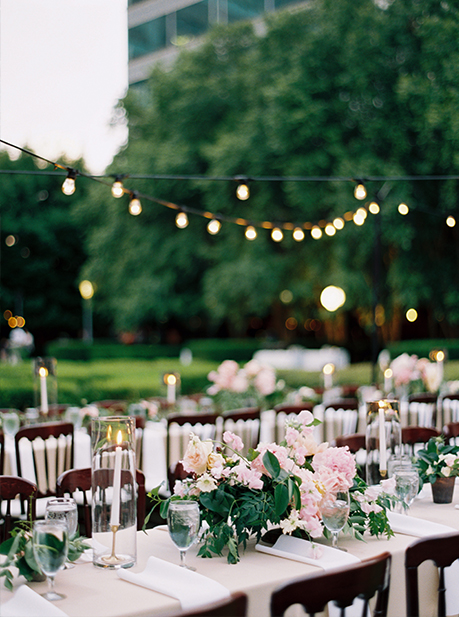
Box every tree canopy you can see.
[68,0,459,350]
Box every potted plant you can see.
[415,436,459,503]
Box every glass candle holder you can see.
[33,357,58,417]
[365,399,402,486]
[91,416,137,569]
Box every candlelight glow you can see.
[39,366,48,378]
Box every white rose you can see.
[182,434,213,475]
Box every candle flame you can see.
[38,367,48,378]
[166,373,177,385]
[116,430,122,446]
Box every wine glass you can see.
[320,490,350,549]
[167,500,200,570]
[393,463,419,514]
[33,519,69,601]
[45,497,78,568]
[1,411,20,438]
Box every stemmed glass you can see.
[1,411,20,438]
[393,462,419,514]
[45,497,78,568]
[32,519,69,601]
[167,500,200,570]
[320,490,350,550]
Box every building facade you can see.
[128,0,304,85]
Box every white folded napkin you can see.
[256,534,360,570]
[388,511,459,616]
[387,511,456,537]
[117,555,230,610]
[0,584,69,617]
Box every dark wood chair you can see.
[15,421,74,499]
[57,467,146,535]
[167,592,247,617]
[0,431,4,476]
[407,393,438,428]
[405,532,459,617]
[270,551,391,617]
[401,426,440,455]
[335,433,366,453]
[0,476,37,543]
[221,407,261,455]
[166,412,220,492]
[443,422,459,444]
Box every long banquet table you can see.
[1,485,459,617]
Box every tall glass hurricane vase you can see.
[366,399,402,486]
[91,416,137,569]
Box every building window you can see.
[129,17,167,60]
[176,1,209,41]
[227,0,265,23]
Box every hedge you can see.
[386,339,459,360]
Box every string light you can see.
[62,169,77,195]
[353,211,365,226]
[354,182,367,200]
[207,219,221,234]
[311,226,322,239]
[398,202,409,215]
[235,177,250,200]
[333,217,345,230]
[175,212,189,228]
[292,227,305,241]
[368,201,380,214]
[129,192,142,215]
[245,225,257,240]
[271,227,283,242]
[446,215,456,227]
[325,223,336,236]
[111,177,124,198]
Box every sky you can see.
[0,0,129,174]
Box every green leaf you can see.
[263,450,281,480]
[274,483,289,517]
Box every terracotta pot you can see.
[431,476,455,504]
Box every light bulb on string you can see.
[354,182,367,200]
[369,201,380,214]
[129,192,142,216]
[245,225,257,240]
[111,177,124,198]
[176,212,189,229]
[311,226,322,240]
[207,219,221,235]
[333,217,344,230]
[62,170,77,195]
[235,177,250,201]
[292,227,304,241]
[353,211,365,226]
[325,223,336,236]
[446,215,456,228]
[271,227,283,242]
[398,203,409,215]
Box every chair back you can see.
[270,551,391,617]
[405,532,459,617]
[317,399,359,443]
[443,421,459,444]
[167,592,247,617]
[401,426,440,455]
[221,407,261,456]
[273,403,314,442]
[166,412,220,487]
[57,467,146,535]
[440,394,459,428]
[0,431,4,475]
[15,422,74,499]
[335,433,366,453]
[0,476,37,543]
[407,393,437,428]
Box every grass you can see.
[2,358,459,410]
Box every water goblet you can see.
[2,411,20,438]
[167,500,200,570]
[393,463,419,514]
[33,519,69,601]
[46,497,78,568]
[320,490,350,550]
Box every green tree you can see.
[78,0,459,348]
[0,152,90,349]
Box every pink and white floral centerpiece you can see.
[148,410,395,563]
[390,353,443,395]
[206,359,283,411]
